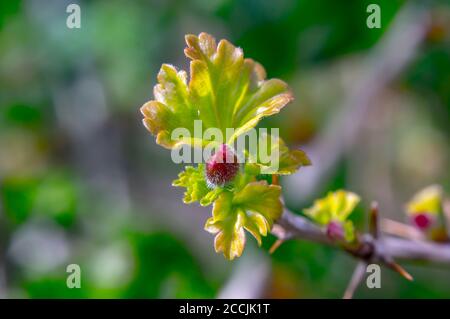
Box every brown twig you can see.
[272,208,450,267]
[380,218,425,241]
[343,261,367,299]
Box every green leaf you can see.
[406,185,442,216]
[204,191,245,260]
[172,164,222,206]
[304,190,360,225]
[204,181,282,260]
[141,64,200,149]
[233,181,282,223]
[141,32,293,149]
[248,132,311,175]
[343,220,355,242]
[1,177,38,224]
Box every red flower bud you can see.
[326,221,345,241]
[205,144,240,187]
[411,212,434,231]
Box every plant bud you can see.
[411,212,435,230]
[205,144,240,187]
[326,220,345,240]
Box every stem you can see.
[272,208,450,265]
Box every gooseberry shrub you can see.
[140,33,448,260]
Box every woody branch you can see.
[272,207,450,266]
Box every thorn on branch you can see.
[385,259,414,281]
[269,239,284,254]
[369,201,379,239]
[366,202,413,281]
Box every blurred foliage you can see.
[0,0,449,298]
[1,172,77,226]
[124,232,215,298]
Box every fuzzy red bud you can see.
[326,221,345,241]
[205,144,240,187]
[411,212,434,231]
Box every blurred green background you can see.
[0,0,449,298]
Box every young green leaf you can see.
[406,185,442,217]
[304,190,360,225]
[247,132,311,175]
[172,164,223,206]
[141,32,293,148]
[205,181,282,260]
[405,185,447,240]
[304,190,360,242]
